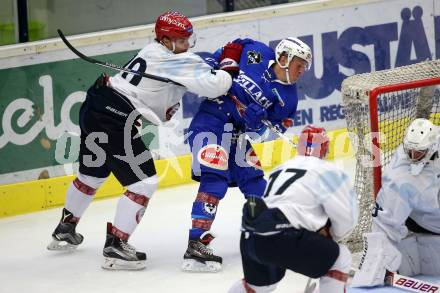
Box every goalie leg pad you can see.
[417,234,440,275]
[351,232,402,287]
[397,234,421,276]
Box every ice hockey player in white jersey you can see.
[352,118,440,287]
[47,11,235,270]
[228,125,358,293]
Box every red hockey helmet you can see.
[297,125,329,159]
[155,11,193,41]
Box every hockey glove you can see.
[219,42,243,74]
[242,197,292,233]
[243,103,267,131]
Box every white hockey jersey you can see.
[373,145,440,242]
[263,155,358,242]
[109,41,232,123]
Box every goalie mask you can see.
[297,125,329,159]
[403,118,439,175]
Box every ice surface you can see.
[1,157,438,292]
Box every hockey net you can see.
[341,59,440,253]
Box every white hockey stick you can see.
[228,95,297,147]
[385,271,440,292]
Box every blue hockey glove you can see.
[243,103,267,131]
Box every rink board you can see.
[0,128,355,218]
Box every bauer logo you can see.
[395,278,439,292]
[197,144,228,170]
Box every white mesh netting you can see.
[341,59,440,253]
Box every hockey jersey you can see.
[109,41,232,123]
[373,145,440,242]
[263,155,358,242]
[204,39,299,132]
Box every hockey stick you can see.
[303,278,317,293]
[57,29,184,86]
[228,95,297,147]
[385,271,439,292]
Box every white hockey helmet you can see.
[275,37,312,70]
[403,118,439,174]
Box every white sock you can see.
[64,173,107,219]
[113,191,149,237]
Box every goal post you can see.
[341,59,440,252]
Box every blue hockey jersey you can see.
[204,39,299,133]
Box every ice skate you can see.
[47,208,84,251]
[182,231,222,272]
[102,223,146,270]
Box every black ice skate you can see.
[47,208,84,251]
[182,231,222,272]
[102,222,146,270]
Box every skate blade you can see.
[181,259,222,273]
[102,257,146,271]
[47,239,79,251]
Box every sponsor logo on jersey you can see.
[166,102,180,121]
[245,149,262,170]
[247,51,261,64]
[234,74,273,109]
[197,144,228,170]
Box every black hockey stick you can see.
[57,29,184,86]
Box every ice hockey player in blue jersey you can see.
[181,37,313,272]
[352,118,440,287]
[228,125,357,293]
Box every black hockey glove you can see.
[242,197,292,233]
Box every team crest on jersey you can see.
[198,144,228,170]
[245,149,262,170]
[247,51,261,64]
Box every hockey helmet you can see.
[275,37,312,70]
[297,125,329,159]
[403,118,438,166]
[155,11,193,41]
